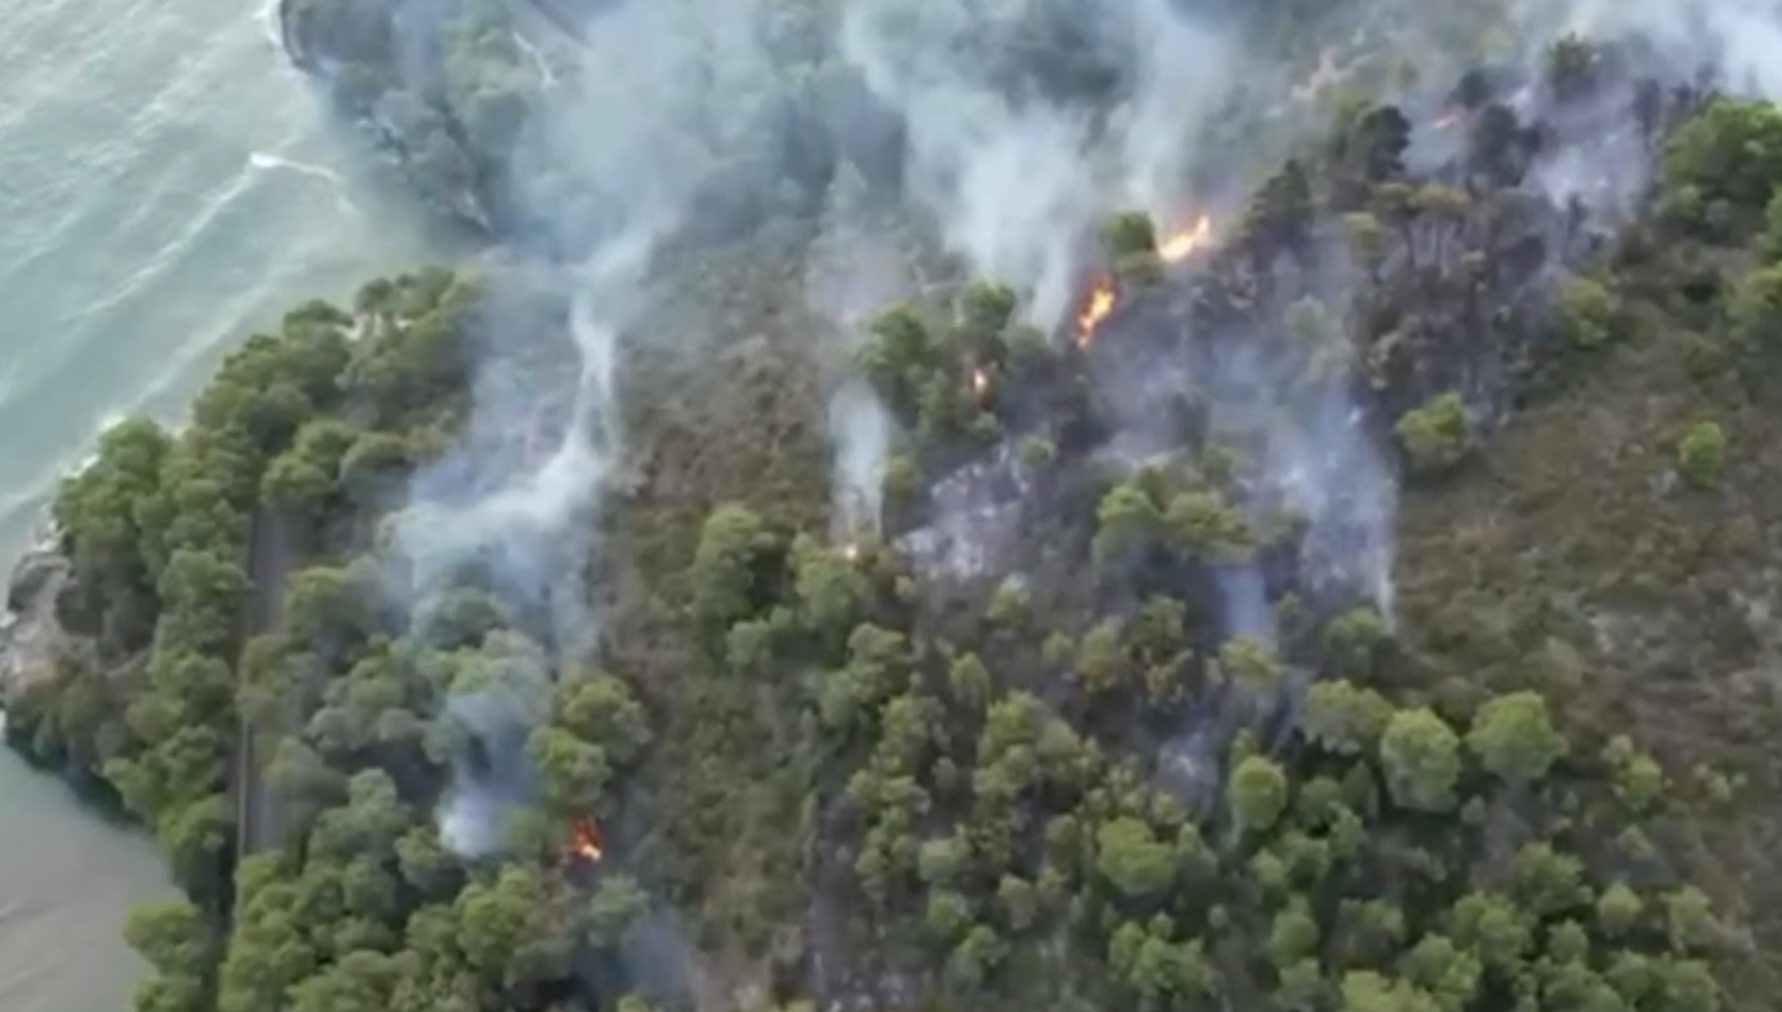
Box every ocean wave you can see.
[247,150,338,183]
[67,162,265,324]
[0,1,437,1009]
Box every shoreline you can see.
[273,9,504,242]
[274,0,316,74]
[0,515,66,709]
[0,517,136,828]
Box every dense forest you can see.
[7,0,1782,1011]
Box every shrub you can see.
[1676,420,1727,489]
[1396,393,1472,476]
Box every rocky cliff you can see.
[0,530,71,710]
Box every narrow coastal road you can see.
[233,508,295,857]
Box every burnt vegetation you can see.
[9,6,1782,1012]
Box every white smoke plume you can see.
[437,775,514,858]
[807,174,907,541]
[432,633,555,858]
[1377,0,1782,214]
[1282,0,1782,630]
[1113,0,1248,214]
[394,0,805,857]
[837,0,1243,329]
[401,0,1782,857]
[825,379,893,540]
[1529,0,1782,96]
[412,285,612,857]
[830,0,1269,596]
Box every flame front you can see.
[1158,214,1214,263]
[565,816,603,864]
[1077,214,1214,345]
[971,368,989,396]
[1076,279,1116,344]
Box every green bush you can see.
[1396,393,1473,476]
[1677,420,1727,489]
[1556,275,1617,350]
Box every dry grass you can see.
[600,248,838,999]
[1392,276,1782,1005]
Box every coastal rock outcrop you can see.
[0,535,71,707]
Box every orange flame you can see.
[1077,214,1213,345]
[971,368,989,396]
[564,816,604,864]
[1158,214,1214,263]
[1076,278,1116,345]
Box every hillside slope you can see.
[7,9,1782,1012]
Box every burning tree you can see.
[1078,211,1218,346]
[562,814,604,865]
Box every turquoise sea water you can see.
[0,0,437,1006]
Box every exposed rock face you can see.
[0,537,71,705]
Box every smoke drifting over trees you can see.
[14,0,1782,1010]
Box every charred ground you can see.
[6,13,1782,1012]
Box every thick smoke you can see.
[824,379,893,540]
[1200,0,1782,636]
[806,176,907,540]
[831,0,1279,593]
[406,0,1259,851]
[506,0,779,253]
[837,0,1242,329]
[394,0,810,857]
[1114,0,1248,212]
[1541,0,1782,96]
[832,0,1400,630]
[1539,0,1782,214]
[1220,289,1395,628]
[434,637,553,857]
[388,0,1782,856]
[394,269,622,652]
[1385,0,1782,215]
